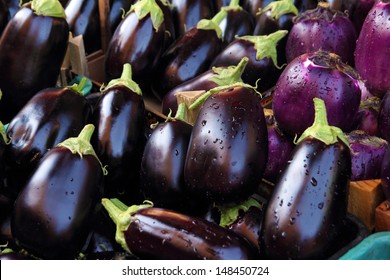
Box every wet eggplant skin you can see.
[261,138,351,260]
[11,148,104,259]
[184,86,268,202]
[125,207,258,260]
[0,4,69,123]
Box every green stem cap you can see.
[102,63,142,95]
[216,197,262,227]
[259,0,299,20]
[128,0,166,31]
[197,9,227,39]
[0,121,11,145]
[101,198,153,254]
[30,0,66,18]
[208,56,249,86]
[295,98,350,147]
[68,77,89,96]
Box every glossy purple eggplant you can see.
[5,81,92,196]
[262,98,351,259]
[109,0,134,34]
[285,2,357,65]
[0,0,69,123]
[161,56,249,116]
[184,83,268,203]
[353,96,381,136]
[355,0,390,98]
[11,125,105,259]
[102,199,259,259]
[210,30,288,91]
[91,64,146,205]
[65,0,102,54]
[105,0,175,85]
[6,0,24,18]
[151,10,226,100]
[272,50,362,137]
[170,0,216,37]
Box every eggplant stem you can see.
[102,63,142,96]
[30,0,66,18]
[209,56,249,86]
[173,102,188,123]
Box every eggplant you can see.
[11,125,105,259]
[378,90,390,143]
[65,0,102,54]
[109,0,134,34]
[349,0,375,34]
[380,146,390,200]
[105,0,175,86]
[0,122,10,191]
[0,0,69,123]
[184,83,268,203]
[5,80,92,196]
[151,9,226,100]
[285,2,357,65]
[272,50,362,137]
[6,0,24,19]
[355,0,390,98]
[101,198,259,259]
[262,98,351,259]
[353,96,381,136]
[170,0,216,37]
[346,130,388,181]
[210,30,288,91]
[161,56,249,116]
[91,64,146,205]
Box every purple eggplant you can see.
[210,30,288,91]
[355,0,390,97]
[346,130,388,181]
[109,0,134,34]
[285,2,357,65]
[349,0,375,34]
[184,83,268,203]
[378,90,390,143]
[353,96,381,136]
[0,0,69,123]
[4,80,92,196]
[0,122,10,191]
[6,0,24,18]
[272,50,361,137]
[151,9,226,100]
[380,146,390,200]
[11,125,105,259]
[161,56,249,116]
[105,0,175,85]
[102,198,259,259]
[262,98,351,259]
[91,64,146,205]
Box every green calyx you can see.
[216,197,262,227]
[57,124,108,175]
[101,198,153,254]
[68,77,89,96]
[0,121,11,145]
[101,63,142,96]
[197,9,227,39]
[128,0,166,31]
[221,0,243,12]
[295,98,350,147]
[29,0,66,18]
[259,0,299,20]
[237,30,288,69]
[208,56,248,86]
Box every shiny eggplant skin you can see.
[261,138,351,259]
[184,86,268,203]
[91,85,146,204]
[152,27,222,100]
[109,0,134,33]
[124,207,258,260]
[65,0,101,54]
[0,4,69,123]
[11,147,104,259]
[5,87,92,196]
[105,0,174,84]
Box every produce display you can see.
[0,0,390,261]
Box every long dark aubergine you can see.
[170,0,216,37]
[184,83,268,203]
[11,125,105,259]
[0,0,69,123]
[109,0,134,34]
[261,98,351,260]
[105,0,175,85]
[151,9,226,100]
[65,0,102,54]
[210,30,287,91]
[5,80,92,197]
[102,199,258,259]
[91,64,146,205]
[161,56,249,116]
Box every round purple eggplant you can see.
[272,50,361,137]
[353,96,381,136]
[0,0,69,123]
[378,90,390,143]
[262,98,351,259]
[210,30,288,91]
[102,199,259,259]
[184,83,268,203]
[355,0,390,98]
[285,2,357,65]
[11,125,105,259]
[91,64,146,205]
